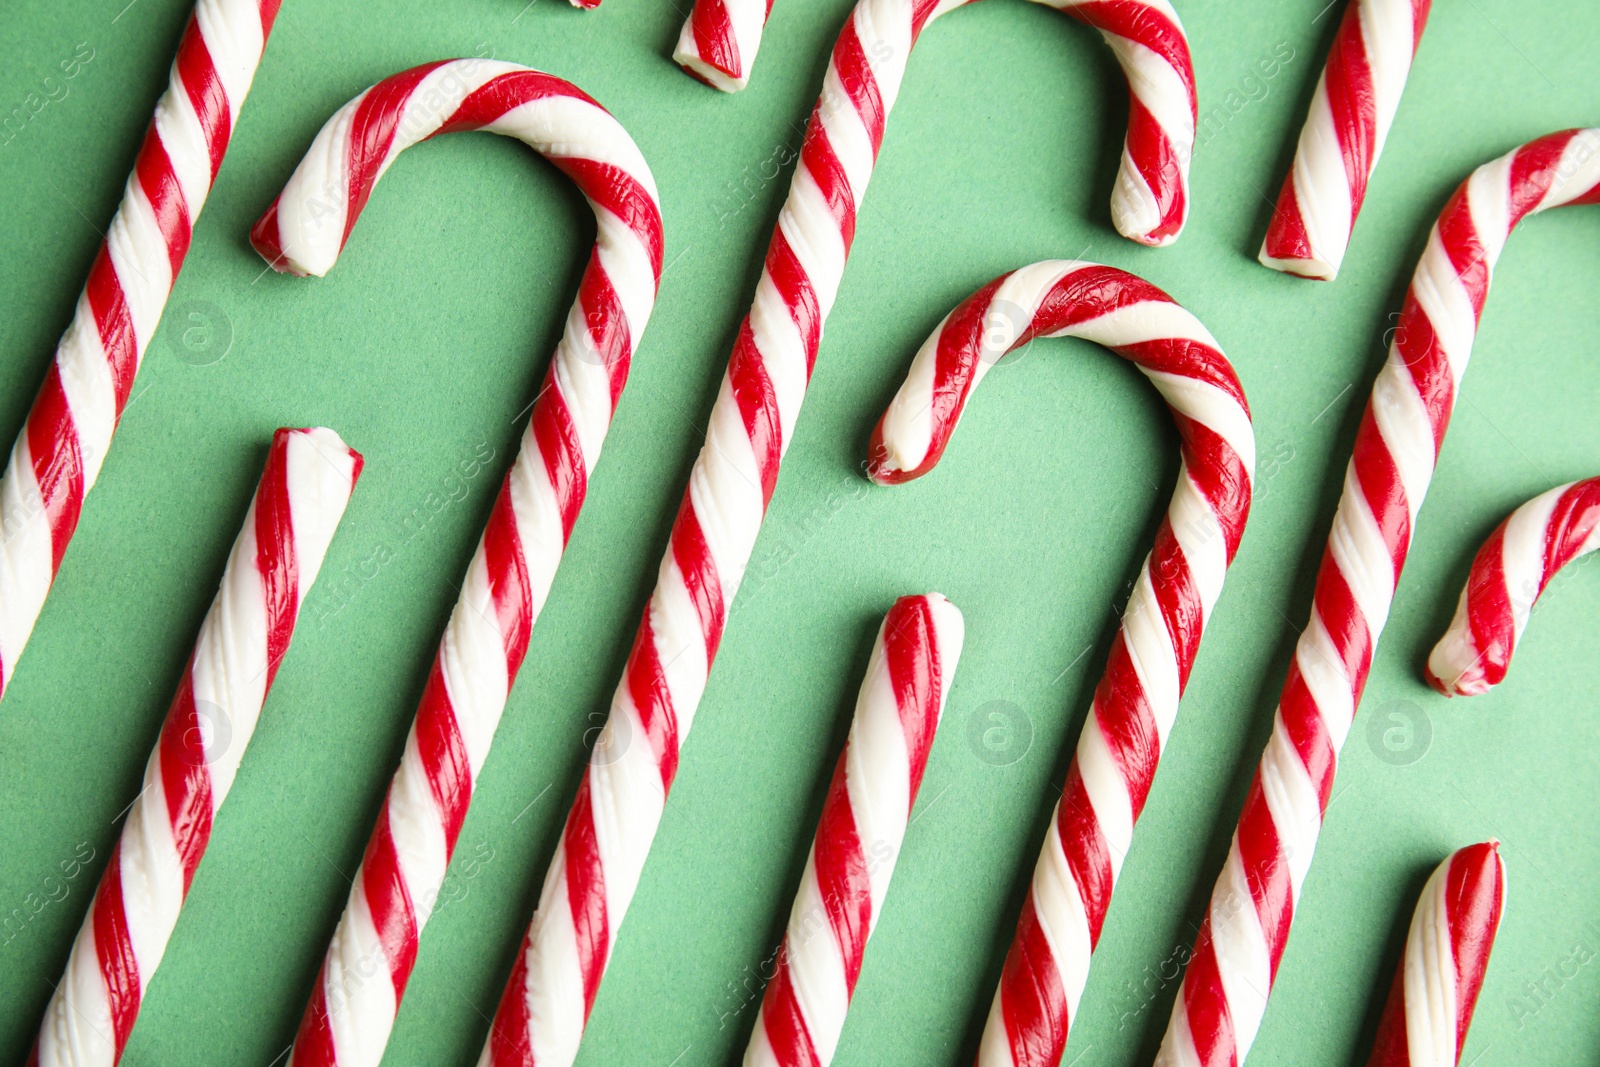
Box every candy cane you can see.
[1155,128,1600,1067]
[674,0,774,93]
[867,260,1254,1066]
[30,427,362,1067]
[745,593,964,1067]
[249,60,663,1067]
[1366,843,1505,1067]
[1259,0,1433,281]
[0,0,282,704]
[477,5,1194,1064]
[1426,478,1600,697]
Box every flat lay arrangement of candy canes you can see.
[0,1,1595,1066]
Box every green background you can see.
[1,0,1597,1064]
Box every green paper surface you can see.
[1,1,1597,1064]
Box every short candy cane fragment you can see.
[870,261,1254,1067]
[0,0,283,704]
[745,593,964,1067]
[1155,129,1600,1067]
[674,0,774,92]
[1427,478,1600,697]
[1260,0,1433,280]
[1367,843,1506,1067]
[254,59,664,1067]
[31,427,362,1067]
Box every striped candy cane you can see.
[745,594,964,1067]
[30,427,362,1067]
[1427,478,1600,697]
[1156,129,1600,1067]
[674,0,774,93]
[479,5,1196,1065]
[1366,843,1505,1067]
[250,60,664,1067]
[0,0,282,704]
[867,261,1255,1067]
[1259,0,1433,281]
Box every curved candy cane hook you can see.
[1366,843,1506,1067]
[681,0,1199,245]
[868,260,1254,1065]
[1426,478,1600,697]
[1157,128,1600,1067]
[248,60,664,1067]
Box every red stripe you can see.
[1443,843,1505,1054]
[85,245,139,413]
[690,0,741,81]
[1278,658,1338,811]
[1365,958,1412,1067]
[1462,524,1514,689]
[486,934,536,1067]
[831,21,886,155]
[415,662,474,855]
[1506,131,1580,225]
[1235,779,1293,980]
[362,805,420,999]
[1180,933,1239,1067]
[998,895,1068,1067]
[1350,407,1414,587]
[1089,635,1159,822]
[340,62,451,250]
[552,157,666,284]
[134,126,192,279]
[758,947,822,1067]
[1543,479,1600,576]
[1322,1,1380,224]
[575,263,633,410]
[763,227,823,376]
[727,322,784,507]
[798,115,859,250]
[1066,1,1196,109]
[882,596,940,799]
[25,366,85,576]
[1121,96,1187,243]
[91,843,142,1058]
[256,430,300,687]
[1262,169,1317,269]
[289,965,340,1067]
[624,612,682,792]
[1056,764,1114,946]
[157,670,215,894]
[564,777,611,1020]
[174,17,232,183]
[812,753,872,993]
[670,493,726,664]
[530,378,589,546]
[483,475,535,670]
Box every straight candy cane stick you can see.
[1426,478,1600,696]
[31,427,362,1067]
[0,0,284,703]
[1156,129,1600,1067]
[869,261,1254,1067]
[745,594,964,1066]
[253,60,664,1067]
[1366,843,1505,1067]
[479,5,1196,1065]
[1259,0,1433,280]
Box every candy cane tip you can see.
[1258,245,1337,281]
[250,201,305,277]
[570,0,601,8]
[280,426,365,482]
[675,52,747,93]
[865,420,931,486]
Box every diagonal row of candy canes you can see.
[1155,128,1600,1067]
[0,0,284,703]
[32,428,362,1067]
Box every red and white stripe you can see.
[0,0,282,704]
[30,427,362,1067]
[479,5,1195,1064]
[744,594,964,1067]
[866,261,1254,1066]
[1156,129,1600,1067]
[250,61,664,1067]
[1259,0,1433,281]
[1366,843,1505,1067]
[674,0,774,93]
[1427,478,1600,697]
